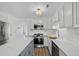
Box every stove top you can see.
[33,33,43,38]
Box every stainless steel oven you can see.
[33,33,44,47]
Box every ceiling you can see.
[0,2,64,19]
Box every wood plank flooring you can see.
[33,47,50,56]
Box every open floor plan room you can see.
[0,2,79,56]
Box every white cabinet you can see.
[73,2,79,27]
[59,8,64,28]
[52,12,58,25]
[53,12,58,22]
[59,2,79,28]
[59,2,73,28]
[64,2,73,27]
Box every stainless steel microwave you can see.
[34,24,44,30]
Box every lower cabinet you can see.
[52,41,59,56]
[19,41,34,56]
[52,41,67,56]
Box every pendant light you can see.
[36,8,43,16]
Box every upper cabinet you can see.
[73,2,79,27]
[51,2,79,28]
[53,12,58,22]
[51,11,58,29]
[59,2,73,28]
[58,2,79,28]
[58,7,64,28]
[63,2,73,27]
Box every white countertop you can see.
[51,37,79,56]
[0,37,33,56]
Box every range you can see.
[33,33,44,47]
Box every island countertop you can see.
[0,36,33,56]
[51,37,79,56]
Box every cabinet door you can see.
[59,8,64,28]
[52,41,59,56]
[52,12,58,25]
[73,2,79,27]
[63,2,73,27]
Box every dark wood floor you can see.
[33,47,50,56]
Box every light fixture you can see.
[33,3,49,16]
[36,8,43,16]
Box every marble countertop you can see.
[0,37,33,56]
[51,37,79,56]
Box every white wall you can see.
[59,28,79,44]
[0,11,29,41]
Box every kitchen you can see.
[0,2,79,56]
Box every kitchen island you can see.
[0,37,33,56]
[51,37,79,56]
